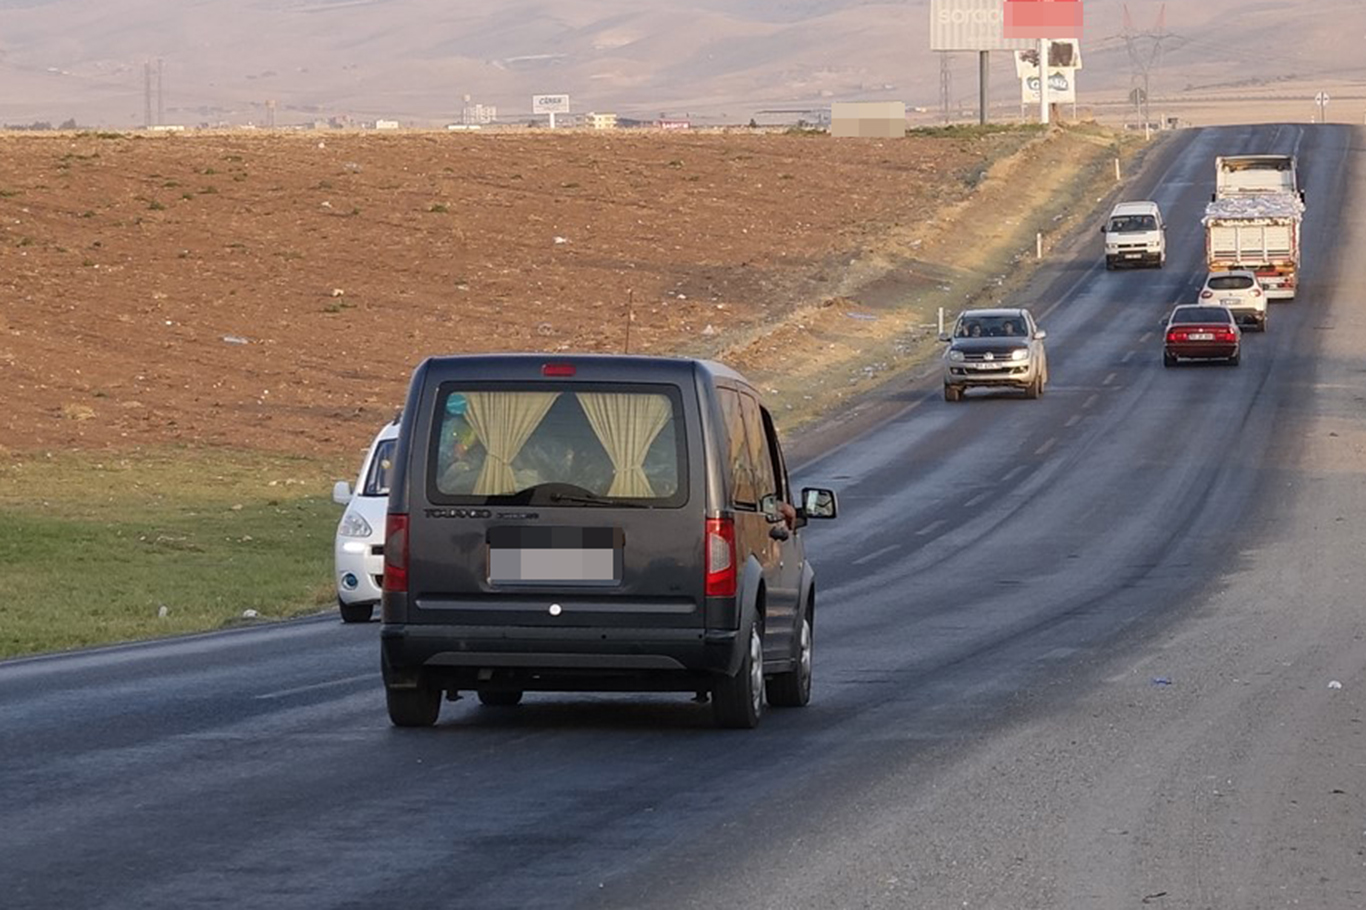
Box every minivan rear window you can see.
[428,384,687,507]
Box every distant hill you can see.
[2,0,1364,128]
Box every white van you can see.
[331,416,400,623]
[1101,201,1166,270]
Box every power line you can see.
[1119,3,1186,126]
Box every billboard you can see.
[1015,40,1081,103]
[1004,0,1085,41]
[831,101,906,138]
[930,0,1037,51]
[532,94,570,114]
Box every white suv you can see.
[331,417,400,623]
[1199,270,1267,332]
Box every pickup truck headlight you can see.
[948,349,966,362]
[338,511,374,538]
[1010,348,1029,362]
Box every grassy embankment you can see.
[0,449,347,658]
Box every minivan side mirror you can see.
[332,480,353,505]
[938,332,952,343]
[759,492,780,522]
[801,487,838,520]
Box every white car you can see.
[331,417,400,623]
[1199,269,1267,332]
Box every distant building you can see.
[656,118,691,130]
[462,104,497,125]
[587,112,618,130]
[375,119,400,130]
[751,108,831,129]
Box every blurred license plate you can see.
[1124,253,1142,259]
[1190,332,1214,341]
[487,527,623,585]
[974,364,997,371]
[1221,298,1241,306]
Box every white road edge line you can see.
[257,673,375,700]
[853,544,901,566]
[1035,438,1057,456]
[916,519,948,537]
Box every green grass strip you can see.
[0,448,351,659]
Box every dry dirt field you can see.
[0,126,1120,462]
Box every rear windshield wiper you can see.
[547,491,649,508]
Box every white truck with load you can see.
[1213,154,1303,203]
[1202,193,1304,300]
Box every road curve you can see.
[1,124,1363,910]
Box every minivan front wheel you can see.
[714,621,764,729]
[767,606,812,708]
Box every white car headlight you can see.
[338,511,374,538]
[948,349,966,362]
[1010,348,1029,361]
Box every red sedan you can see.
[1163,305,1241,367]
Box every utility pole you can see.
[940,53,952,124]
[156,58,164,127]
[1039,39,1050,124]
[978,51,989,126]
[143,60,153,128]
[1121,3,1182,131]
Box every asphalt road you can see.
[3,124,1364,910]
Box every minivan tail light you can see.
[704,517,736,597]
[383,513,410,593]
[542,363,576,377]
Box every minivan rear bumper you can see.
[381,624,743,692]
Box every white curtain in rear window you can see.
[464,392,559,495]
[576,392,671,498]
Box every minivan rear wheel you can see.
[477,690,523,707]
[386,682,441,727]
[767,606,812,708]
[713,621,764,729]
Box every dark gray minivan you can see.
[380,354,837,728]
